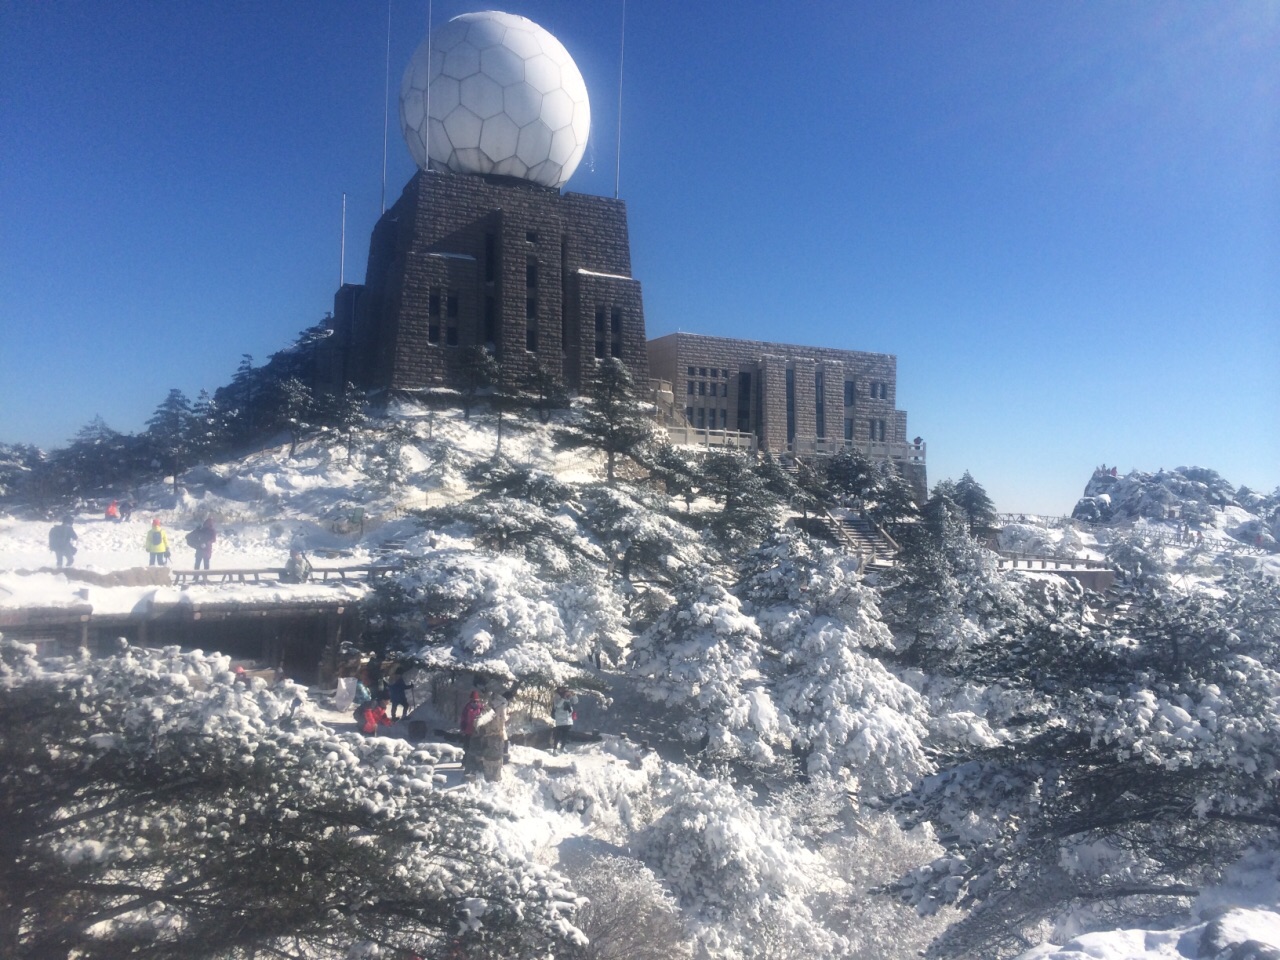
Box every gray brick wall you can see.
[329,170,649,396]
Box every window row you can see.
[841,380,891,406]
[688,380,728,397]
[686,406,729,430]
[843,418,889,442]
[687,366,730,378]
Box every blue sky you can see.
[2,1,1276,514]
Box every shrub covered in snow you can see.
[0,638,582,959]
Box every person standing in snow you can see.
[105,500,120,522]
[476,680,520,781]
[48,517,78,568]
[118,499,134,522]
[187,518,216,572]
[145,519,170,566]
[282,548,312,583]
[551,686,576,754]
[387,667,414,721]
[460,690,486,772]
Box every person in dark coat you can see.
[48,517,78,568]
[188,518,216,571]
[387,667,414,720]
[118,499,134,522]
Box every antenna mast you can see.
[340,192,347,287]
[614,0,626,199]
[381,0,391,214]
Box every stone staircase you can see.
[837,511,899,568]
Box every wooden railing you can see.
[170,565,401,585]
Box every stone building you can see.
[648,332,926,489]
[320,169,648,396]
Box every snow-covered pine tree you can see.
[891,564,1280,959]
[629,570,781,766]
[952,471,998,539]
[0,639,583,960]
[554,357,655,486]
[737,532,930,793]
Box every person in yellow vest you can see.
[145,519,170,566]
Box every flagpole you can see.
[614,0,626,199]
[381,0,391,214]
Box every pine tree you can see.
[459,345,500,421]
[629,571,781,765]
[145,388,193,496]
[891,561,1280,959]
[738,532,930,792]
[953,470,998,539]
[555,358,656,486]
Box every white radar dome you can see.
[400,11,591,189]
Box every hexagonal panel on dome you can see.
[479,44,523,88]
[516,122,554,169]
[479,113,520,165]
[523,54,562,96]
[442,105,483,151]
[431,75,462,117]
[502,25,542,60]
[548,125,578,166]
[540,88,574,131]
[460,73,504,120]
[400,10,591,188]
[503,84,543,128]
[442,41,480,80]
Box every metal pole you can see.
[614,0,626,199]
[340,192,347,288]
[381,0,391,214]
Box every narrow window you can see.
[447,293,458,318]
[686,406,694,422]
[526,325,538,352]
[844,381,855,406]
[484,233,496,283]
[688,366,696,376]
[687,382,695,395]
[526,259,538,289]
[610,307,623,358]
[844,418,853,441]
[719,409,728,429]
[721,382,728,397]
[526,230,538,243]
[698,382,706,396]
[737,372,752,432]
[786,368,796,444]
[697,408,706,429]
[699,367,707,378]
[815,369,826,439]
[428,286,441,344]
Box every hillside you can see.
[2,402,1279,960]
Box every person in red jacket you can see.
[359,694,393,735]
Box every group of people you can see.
[347,666,580,781]
[47,509,317,580]
[351,663,415,735]
[457,683,577,780]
